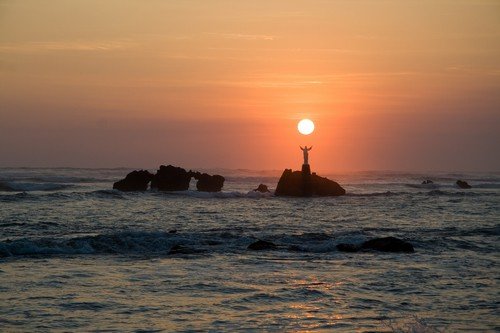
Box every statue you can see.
[300,146,312,165]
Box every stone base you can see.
[301,164,311,176]
[301,164,312,196]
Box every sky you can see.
[1,0,499,172]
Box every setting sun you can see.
[298,119,315,135]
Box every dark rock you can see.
[168,230,177,234]
[194,173,225,192]
[456,180,472,189]
[337,237,414,253]
[113,170,153,191]
[151,165,192,191]
[247,240,276,251]
[422,180,434,184]
[275,168,345,197]
[361,237,414,253]
[168,244,202,255]
[254,184,270,193]
[336,243,362,252]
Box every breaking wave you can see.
[0,231,372,258]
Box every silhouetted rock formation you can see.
[247,240,276,250]
[337,236,414,253]
[253,184,270,193]
[422,180,434,184]
[113,170,154,191]
[151,165,192,191]
[456,180,472,189]
[113,165,225,192]
[193,173,225,192]
[275,167,345,197]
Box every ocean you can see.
[0,168,498,332]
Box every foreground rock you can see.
[247,240,277,250]
[193,172,225,192]
[456,180,472,189]
[113,170,154,191]
[275,166,345,197]
[253,184,270,193]
[151,165,192,191]
[337,237,414,253]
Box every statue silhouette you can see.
[300,146,312,165]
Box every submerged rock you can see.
[151,165,192,191]
[113,170,154,191]
[361,237,414,253]
[193,173,225,192]
[275,168,345,197]
[456,180,472,189]
[337,237,414,253]
[168,245,202,255]
[253,184,270,193]
[247,240,277,251]
[336,243,361,252]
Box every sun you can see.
[298,119,315,135]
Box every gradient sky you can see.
[1,0,499,172]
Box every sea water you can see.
[0,168,498,332]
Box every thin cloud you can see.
[0,40,135,53]
[204,32,276,41]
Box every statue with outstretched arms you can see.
[300,146,312,165]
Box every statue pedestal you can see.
[301,164,311,176]
[301,164,312,196]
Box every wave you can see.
[347,190,498,198]
[1,187,497,203]
[1,225,497,258]
[0,181,74,192]
[0,230,370,258]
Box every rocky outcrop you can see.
[151,165,193,191]
[193,173,225,192]
[456,180,472,189]
[113,170,153,191]
[253,184,270,193]
[114,165,225,192]
[247,240,277,250]
[337,236,414,253]
[275,166,345,197]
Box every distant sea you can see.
[0,168,498,332]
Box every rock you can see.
[194,173,225,192]
[456,180,472,189]
[151,165,192,191]
[337,237,414,253]
[422,180,434,184]
[247,240,277,251]
[275,168,345,197]
[361,237,414,253]
[113,170,154,191]
[254,184,270,193]
[168,245,202,255]
[336,243,362,252]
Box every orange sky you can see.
[1,0,499,171]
